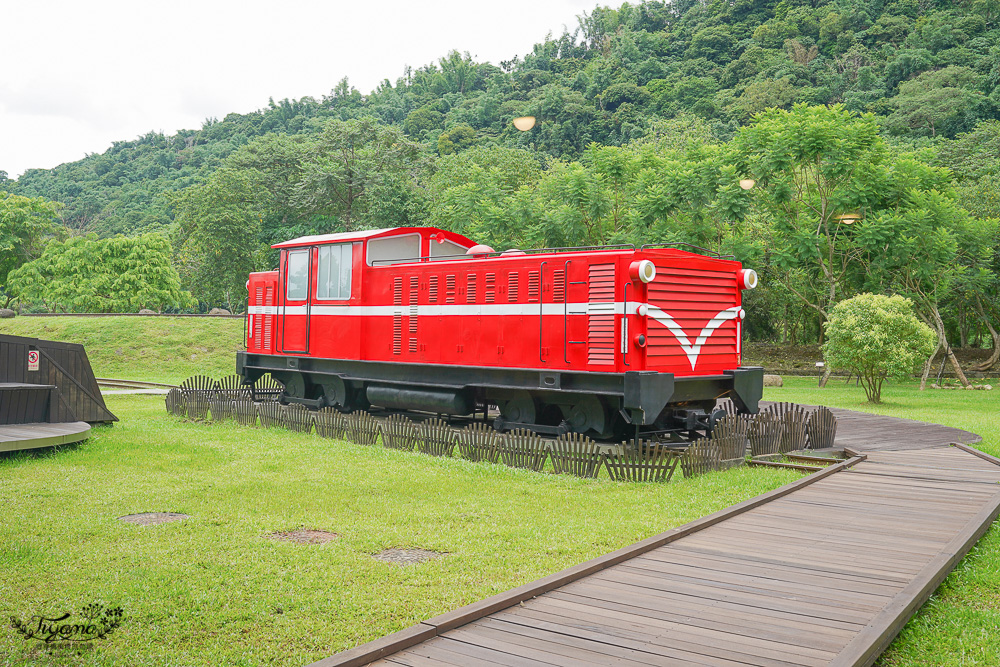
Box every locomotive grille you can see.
[485,273,495,303]
[446,275,456,304]
[552,270,565,302]
[508,273,519,302]
[428,275,438,303]
[393,277,403,355]
[467,274,477,303]
[409,277,418,335]
[528,270,540,302]
[393,314,402,355]
[646,264,739,372]
[253,287,263,344]
[587,263,616,366]
[262,285,273,351]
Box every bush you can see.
[823,294,936,403]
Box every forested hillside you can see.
[2,0,1000,377]
[9,0,999,236]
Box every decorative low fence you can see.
[167,375,838,482]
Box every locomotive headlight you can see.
[630,260,656,283]
[738,268,758,290]
[636,304,649,317]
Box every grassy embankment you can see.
[1,316,998,665]
[0,316,244,384]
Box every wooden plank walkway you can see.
[309,409,1000,667]
[0,421,91,453]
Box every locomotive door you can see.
[279,249,311,354]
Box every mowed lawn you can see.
[1,395,799,666]
[2,315,999,665]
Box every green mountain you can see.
[9,0,999,237]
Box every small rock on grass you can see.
[763,374,783,387]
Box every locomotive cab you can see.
[240,227,763,440]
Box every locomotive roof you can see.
[272,227,475,249]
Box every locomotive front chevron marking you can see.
[646,305,742,370]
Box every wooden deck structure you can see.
[0,334,117,424]
[309,408,1000,667]
[0,421,91,453]
[0,334,113,452]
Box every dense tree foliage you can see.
[7,234,194,313]
[0,192,64,305]
[11,0,999,237]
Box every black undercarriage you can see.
[236,352,763,442]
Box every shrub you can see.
[823,294,936,403]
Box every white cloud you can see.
[1,0,593,179]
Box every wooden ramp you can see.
[309,411,1000,667]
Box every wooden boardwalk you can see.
[310,409,1000,667]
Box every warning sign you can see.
[27,350,39,372]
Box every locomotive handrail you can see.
[369,241,732,265]
[639,242,734,259]
[369,244,636,266]
[622,282,631,366]
[539,261,547,363]
[563,260,571,364]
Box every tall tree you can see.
[858,190,983,387]
[294,117,426,231]
[731,104,886,326]
[173,168,269,311]
[0,192,63,306]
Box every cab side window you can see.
[317,244,352,300]
[286,250,310,301]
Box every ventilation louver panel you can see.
[587,263,616,366]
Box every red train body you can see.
[237,226,763,438]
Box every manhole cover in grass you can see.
[372,548,444,566]
[267,529,339,545]
[118,512,189,526]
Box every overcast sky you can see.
[1,0,595,179]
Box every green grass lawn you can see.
[2,316,998,664]
[0,395,800,666]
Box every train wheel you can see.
[562,395,609,438]
[319,376,348,408]
[279,372,307,403]
[500,391,536,425]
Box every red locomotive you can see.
[237,226,762,439]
